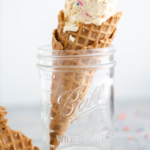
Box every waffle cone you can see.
[50,9,122,149]
[50,24,118,150]
[56,10,122,50]
[52,27,117,50]
[0,106,39,150]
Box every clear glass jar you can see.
[37,45,116,150]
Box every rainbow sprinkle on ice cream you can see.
[64,0,117,32]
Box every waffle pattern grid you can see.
[50,10,122,150]
[52,27,116,50]
[50,69,94,149]
[50,22,118,150]
[0,106,39,150]
[50,35,115,149]
[57,10,122,50]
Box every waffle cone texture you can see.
[50,10,122,150]
[0,106,39,150]
[55,10,122,50]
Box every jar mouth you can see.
[37,45,115,58]
[37,45,116,70]
[36,63,116,71]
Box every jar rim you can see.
[36,63,116,71]
[37,45,116,70]
[37,45,115,58]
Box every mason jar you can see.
[37,45,116,150]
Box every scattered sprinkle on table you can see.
[137,127,144,133]
[118,113,127,120]
[122,126,130,131]
[128,136,132,140]
[144,135,148,138]
[115,127,119,131]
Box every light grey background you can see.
[0,0,150,107]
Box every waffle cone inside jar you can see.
[50,10,122,150]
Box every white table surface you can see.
[4,100,150,150]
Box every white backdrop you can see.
[0,0,150,107]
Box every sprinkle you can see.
[86,13,91,17]
[83,29,85,32]
[128,136,132,140]
[81,11,84,18]
[122,126,130,131]
[118,113,127,120]
[101,15,105,18]
[78,1,83,6]
[102,127,107,130]
[77,3,79,6]
[115,127,119,132]
[145,135,148,138]
[136,127,144,133]
[136,129,140,133]
[140,127,144,131]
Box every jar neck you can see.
[37,45,116,70]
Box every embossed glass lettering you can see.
[57,87,81,117]
[56,135,79,144]
[56,84,106,122]
[84,132,109,143]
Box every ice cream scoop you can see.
[64,0,117,32]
